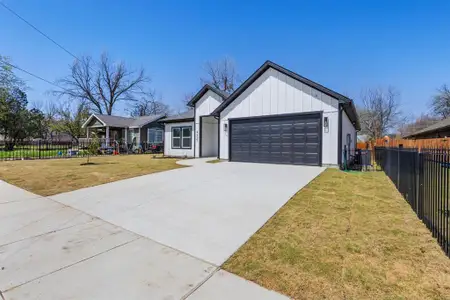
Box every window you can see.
[172,126,191,149]
[148,128,163,143]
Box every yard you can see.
[0,155,183,196]
[223,169,450,300]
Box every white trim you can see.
[106,126,110,144]
[82,114,106,128]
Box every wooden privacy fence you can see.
[358,138,450,150]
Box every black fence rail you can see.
[0,139,163,161]
[375,147,450,257]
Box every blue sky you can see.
[1,0,450,117]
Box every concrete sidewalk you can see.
[0,180,289,299]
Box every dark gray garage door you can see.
[229,113,321,166]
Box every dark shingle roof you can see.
[159,110,194,123]
[404,118,450,138]
[94,114,134,127]
[130,114,165,127]
[90,114,165,128]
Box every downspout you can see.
[338,104,343,167]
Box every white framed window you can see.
[172,126,191,149]
[148,128,163,143]
[182,127,191,148]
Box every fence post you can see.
[415,150,420,216]
[397,146,401,188]
[38,140,41,160]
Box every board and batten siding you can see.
[194,90,222,157]
[164,121,194,157]
[219,67,340,165]
[341,111,356,159]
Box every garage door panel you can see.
[230,113,321,166]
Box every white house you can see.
[161,60,360,166]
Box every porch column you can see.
[138,128,141,144]
[124,128,128,144]
[86,127,90,139]
[106,126,110,146]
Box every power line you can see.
[0,1,80,62]
[1,59,65,90]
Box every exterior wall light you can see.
[224,123,228,131]
[324,117,329,133]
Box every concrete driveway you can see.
[1,160,324,299]
[51,160,324,265]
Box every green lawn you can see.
[224,169,450,300]
[0,149,63,159]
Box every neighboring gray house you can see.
[82,114,165,145]
[404,117,450,139]
[160,60,360,166]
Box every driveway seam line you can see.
[0,196,42,204]
[3,237,141,293]
[0,219,92,248]
[46,197,220,267]
[180,267,220,300]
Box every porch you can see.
[199,116,219,157]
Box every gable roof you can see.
[82,114,165,128]
[404,118,450,138]
[159,110,195,123]
[186,83,229,107]
[211,60,360,130]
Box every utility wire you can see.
[1,59,65,90]
[0,1,81,62]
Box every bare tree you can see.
[181,92,195,108]
[128,92,171,117]
[54,53,150,115]
[430,84,450,119]
[51,101,90,142]
[359,87,403,139]
[398,113,440,137]
[0,56,25,90]
[201,57,239,93]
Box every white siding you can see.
[194,91,223,157]
[164,121,194,157]
[341,111,356,161]
[219,67,340,165]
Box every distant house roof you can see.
[404,117,450,138]
[82,114,165,128]
[186,84,229,107]
[159,110,194,123]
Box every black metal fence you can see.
[375,147,450,257]
[0,139,163,161]
[341,148,375,171]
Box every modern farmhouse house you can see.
[160,60,360,166]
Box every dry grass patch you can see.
[206,159,223,164]
[0,155,183,196]
[223,168,450,300]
